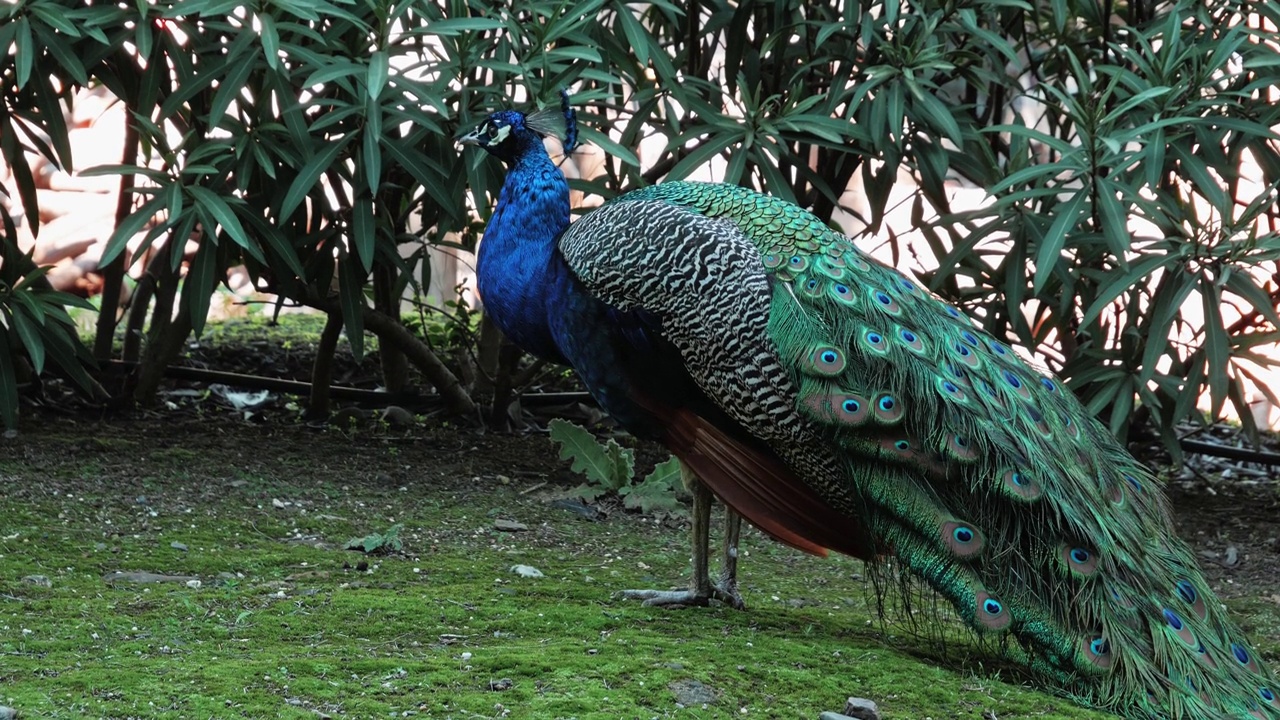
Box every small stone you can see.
[170,541,189,551]
[493,519,528,532]
[135,496,148,504]
[509,565,543,578]
[842,698,881,720]
[669,679,717,706]
[21,575,51,588]
[2,428,18,440]
[103,571,199,585]
[0,705,17,719]
[380,406,416,427]
[488,678,513,691]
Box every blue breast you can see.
[475,136,707,436]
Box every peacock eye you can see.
[486,125,500,138]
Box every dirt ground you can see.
[2,325,1279,719]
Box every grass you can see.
[0,415,1119,720]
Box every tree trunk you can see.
[305,310,344,422]
[131,238,184,405]
[373,263,409,392]
[122,239,174,364]
[93,119,140,362]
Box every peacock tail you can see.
[557,181,1278,719]
[462,102,1278,719]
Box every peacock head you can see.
[457,90,577,164]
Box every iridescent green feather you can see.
[618,181,1279,720]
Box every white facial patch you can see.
[490,123,512,144]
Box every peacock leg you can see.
[714,508,743,606]
[619,467,745,608]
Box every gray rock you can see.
[170,541,189,551]
[493,519,528,532]
[509,565,543,578]
[0,705,17,719]
[842,697,882,720]
[669,679,717,707]
[103,571,198,585]
[21,575,51,588]
[380,406,416,427]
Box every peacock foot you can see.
[617,581,745,609]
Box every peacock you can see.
[457,93,1279,720]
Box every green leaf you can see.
[614,2,650,66]
[208,50,257,128]
[1100,86,1171,125]
[32,23,87,85]
[279,135,353,219]
[352,197,375,273]
[1081,252,1169,326]
[337,253,366,362]
[363,96,382,194]
[423,17,505,35]
[574,126,639,167]
[1033,190,1085,294]
[621,456,684,514]
[33,321,96,396]
[367,50,388,101]
[303,61,363,90]
[259,13,279,69]
[100,195,166,267]
[10,305,45,375]
[187,186,263,264]
[185,241,217,336]
[14,17,33,89]
[1093,177,1131,257]
[910,90,963,147]
[1224,270,1280,330]
[1170,143,1227,209]
[667,130,741,181]
[1202,280,1230,419]
[548,419,634,491]
[380,138,453,209]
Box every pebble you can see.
[841,697,882,720]
[380,406,415,427]
[0,705,16,719]
[509,565,543,578]
[493,519,528,532]
[21,575,51,588]
[103,571,198,585]
[669,679,717,706]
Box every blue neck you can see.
[475,133,571,361]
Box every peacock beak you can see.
[456,128,485,147]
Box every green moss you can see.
[0,418,1193,719]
